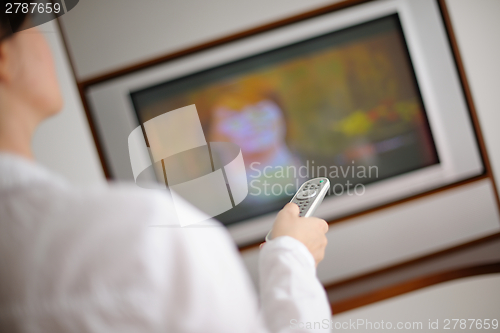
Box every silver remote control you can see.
[265,177,330,242]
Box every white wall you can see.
[332,273,500,332]
[446,0,500,192]
[60,0,341,81]
[32,20,105,186]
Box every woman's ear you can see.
[0,40,7,82]
[0,38,14,83]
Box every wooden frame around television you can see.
[56,0,500,314]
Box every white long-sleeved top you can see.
[0,153,331,332]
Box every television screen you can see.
[130,14,439,225]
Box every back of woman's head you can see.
[0,1,29,41]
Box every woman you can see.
[0,6,330,332]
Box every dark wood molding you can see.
[331,262,500,314]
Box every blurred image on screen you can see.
[130,14,439,225]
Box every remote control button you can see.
[297,189,317,200]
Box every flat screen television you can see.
[86,0,483,246]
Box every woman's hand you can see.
[271,203,329,266]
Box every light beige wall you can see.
[446,0,500,192]
[60,0,341,81]
[33,21,105,186]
